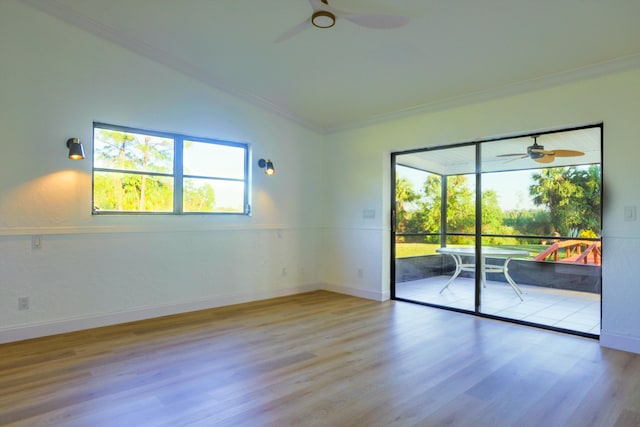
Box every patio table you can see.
[436,247,529,301]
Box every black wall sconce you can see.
[66,138,85,160]
[258,158,275,176]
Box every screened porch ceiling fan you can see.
[275,0,409,42]
[497,136,585,164]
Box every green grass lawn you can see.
[394,242,550,259]
[394,243,439,258]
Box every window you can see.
[92,123,249,215]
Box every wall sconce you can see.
[258,158,275,176]
[66,138,85,160]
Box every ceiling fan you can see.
[497,136,585,164]
[275,0,409,43]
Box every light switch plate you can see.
[624,206,636,221]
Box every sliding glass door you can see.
[393,143,477,312]
[391,125,602,336]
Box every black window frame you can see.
[92,122,251,216]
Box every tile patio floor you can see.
[396,276,600,335]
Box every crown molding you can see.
[325,53,640,134]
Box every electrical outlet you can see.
[32,235,42,249]
[357,268,364,278]
[18,296,29,311]
[362,209,375,219]
[281,267,287,276]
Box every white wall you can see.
[322,69,640,354]
[0,0,324,342]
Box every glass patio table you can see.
[436,247,530,301]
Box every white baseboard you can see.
[600,330,640,355]
[0,284,321,344]
[0,283,388,344]
[322,283,390,302]
[13,284,631,352]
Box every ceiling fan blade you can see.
[496,153,527,158]
[534,155,555,164]
[309,0,339,14]
[342,13,409,29]
[275,18,311,43]
[551,149,585,157]
[502,155,528,164]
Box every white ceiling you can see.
[22,0,640,133]
[397,126,602,175]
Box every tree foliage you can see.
[444,175,475,234]
[183,180,216,212]
[481,190,518,244]
[404,174,476,244]
[395,165,601,243]
[93,129,218,212]
[529,166,601,235]
[395,177,420,236]
[503,209,552,236]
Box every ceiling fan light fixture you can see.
[312,11,336,28]
[527,143,545,159]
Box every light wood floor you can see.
[1,291,639,427]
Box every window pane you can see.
[183,178,245,213]
[93,171,173,212]
[94,128,174,173]
[183,141,245,179]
